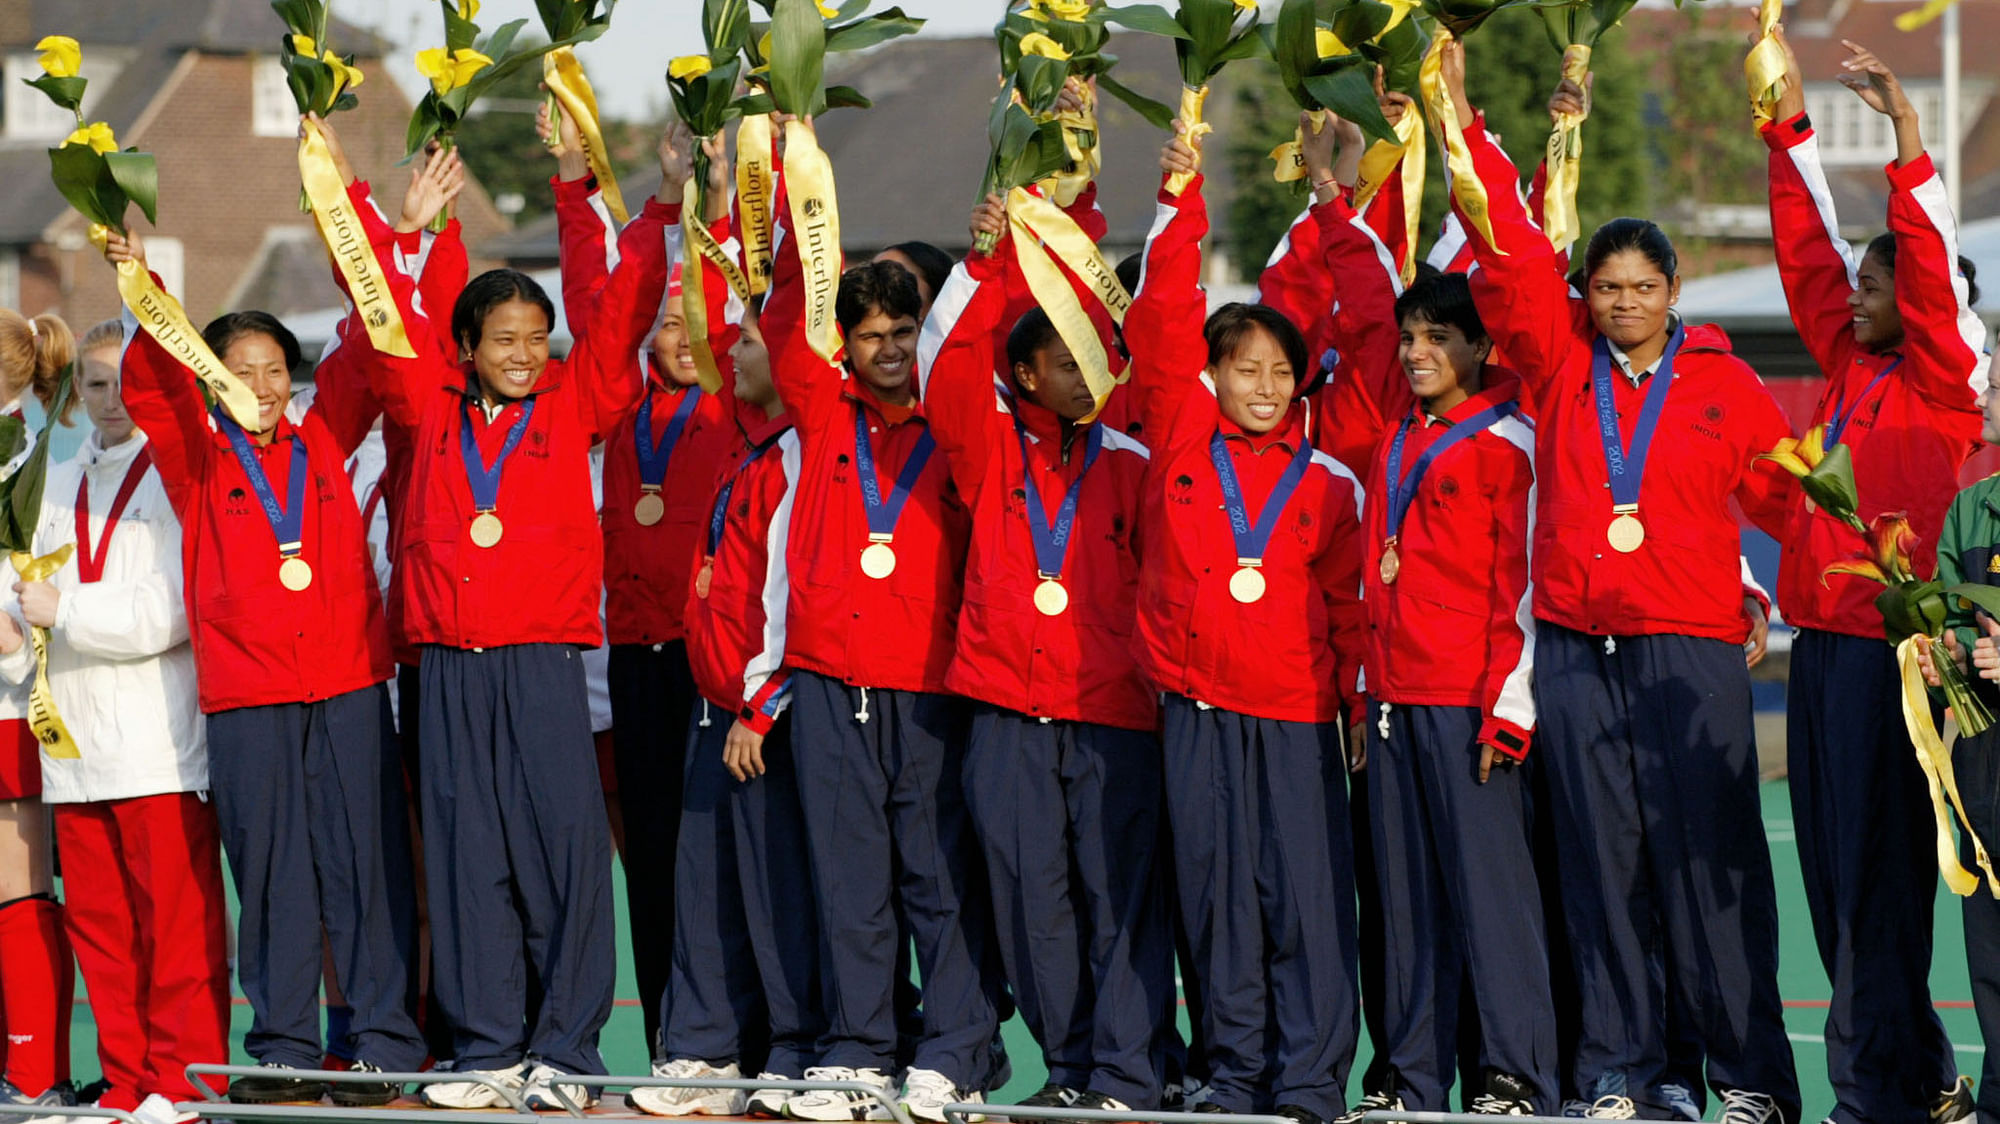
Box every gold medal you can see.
[1379,544,1401,585]
[278,556,313,592]
[634,490,666,526]
[1607,512,1645,554]
[1033,578,1069,617]
[1229,564,1267,604]
[470,511,505,549]
[860,539,897,580]
[695,559,714,599]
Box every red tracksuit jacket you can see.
[1459,115,1795,642]
[1764,112,1987,638]
[1291,194,1539,753]
[1126,175,1366,725]
[917,241,1156,732]
[121,304,389,713]
[685,413,800,736]
[766,192,970,695]
[553,175,754,646]
[360,196,676,649]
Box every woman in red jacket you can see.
[99,232,424,1110]
[1127,120,1366,1124]
[351,132,680,1112]
[1440,40,1800,1124]
[1760,35,1984,1124]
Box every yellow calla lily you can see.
[817,0,841,15]
[1029,0,1093,21]
[415,46,491,96]
[64,121,117,155]
[669,54,714,81]
[290,34,317,57]
[1821,558,1890,588]
[35,36,80,80]
[457,0,479,20]
[1867,511,1919,577]
[1316,26,1350,57]
[324,50,364,97]
[1019,31,1072,60]
[1761,424,1828,479]
[1234,0,1258,10]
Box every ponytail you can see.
[0,310,75,422]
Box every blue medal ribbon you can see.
[1384,401,1518,539]
[707,428,790,556]
[458,397,537,513]
[637,387,702,488]
[1590,323,1684,512]
[1208,428,1315,563]
[852,404,935,540]
[215,411,308,556]
[1825,358,1901,445]
[1013,412,1102,579]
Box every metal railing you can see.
[944,1103,1586,1124]
[0,1105,142,1124]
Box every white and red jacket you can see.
[766,189,970,695]
[555,176,757,646]
[1458,115,1795,642]
[1764,112,1988,638]
[359,196,677,649]
[685,413,800,736]
[1127,174,1367,725]
[121,301,390,712]
[917,241,1156,733]
[0,431,205,801]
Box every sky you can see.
[342,0,1006,121]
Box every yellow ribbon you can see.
[1894,0,1957,31]
[87,226,261,430]
[679,183,724,395]
[1005,186,1133,419]
[1049,80,1100,208]
[782,119,843,365]
[1268,109,1328,184]
[10,546,77,761]
[1541,44,1591,255]
[1897,636,2000,897]
[736,114,777,296]
[1421,29,1503,256]
[544,48,627,225]
[298,118,416,360]
[1165,85,1211,198]
[1354,109,1429,283]
[1746,0,1790,125]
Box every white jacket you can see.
[0,431,205,802]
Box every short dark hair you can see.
[836,260,922,334]
[1863,233,1982,305]
[1394,271,1489,345]
[1005,308,1062,375]
[1204,303,1309,391]
[203,311,301,372]
[1583,218,1677,282]
[453,269,554,354]
[1115,251,1143,296]
[882,241,952,301]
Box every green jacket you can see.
[1938,473,2000,674]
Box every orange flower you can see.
[1866,511,1919,579]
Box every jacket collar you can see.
[80,429,150,470]
[1217,401,1308,455]
[448,357,567,405]
[1409,369,1524,427]
[743,409,794,448]
[845,376,922,427]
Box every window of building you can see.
[3,54,87,140]
[1804,81,1961,165]
[252,56,298,138]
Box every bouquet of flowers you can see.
[23,37,158,236]
[1536,0,1643,252]
[270,0,367,211]
[1105,0,1266,195]
[535,0,620,219]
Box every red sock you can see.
[0,896,74,1095]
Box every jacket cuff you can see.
[1761,111,1814,151]
[1886,150,1939,191]
[1157,172,1204,203]
[1479,715,1533,762]
[738,704,776,736]
[643,197,683,225]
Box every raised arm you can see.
[1759,31,1862,376]
[99,231,210,505]
[764,121,847,433]
[567,188,682,440]
[1124,125,1214,444]
[915,197,1019,495]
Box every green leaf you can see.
[404,99,444,161]
[768,0,827,116]
[0,417,26,469]
[1304,63,1395,142]
[442,0,479,52]
[733,90,777,116]
[48,145,122,230]
[1102,4,1192,37]
[823,84,872,109]
[824,8,924,52]
[1016,53,1070,114]
[1950,584,2000,622]
[1097,72,1175,127]
[1273,0,1322,107]
[1331,0,1395,50]
[22,74,86,115]
[104,151,158,226]
[705,0,754,56]
[1803,442,1860,516]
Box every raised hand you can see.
[1837,39,1921,164]
[1160,119,1201,180]
[1548,70,1593,122]
[305,113,357,185]
[701,132,732,222]
[395,144,465,234]
[1441,37,1475,126]
[657,120,697,205]
[969,192,1006,250]
[1770,23,1806,122]
[100,227,147,269]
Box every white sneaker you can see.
[901,1069,981,1124]
[745,1073,791,1118]
[1336,1092,1404,1124]
[628,1058,745,1117]
[422,1061,530,1110]
[521,1064,599,1112]
[788,1067,895,1122]
[133,1094,199,1124]
[1657,1084,1701,1123]
[1717,1090,1780,1124]
[1584,1096,1637,1120]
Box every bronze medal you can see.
[1379,544,1401,585]
[634,490,666,526]
[695,559,714,599]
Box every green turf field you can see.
[59,779,1984,1117]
